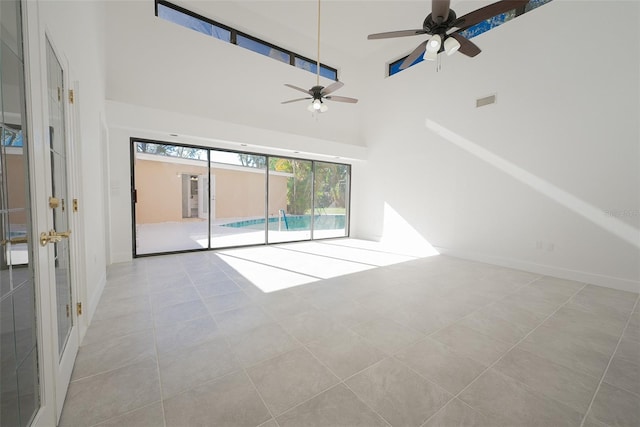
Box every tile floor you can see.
[59,240,640,427]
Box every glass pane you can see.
[237,35,289,63]
[1,42,24,128]
[134,142,209,255]
[12,279,35,363]
[157,3,231,42]
[16,348,38,427]
[294,57,337,81]
[0,0,23,59]
[313,162,349,239]
[268,158,312,244]
[1,2,39,422]
[46,39,74,357]
[210,151,266,248]
[389,55,423,76]
[0,295,20,427]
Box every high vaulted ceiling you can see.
[171,1,502,66]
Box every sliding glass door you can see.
[132,142,209,255]
[313,162,349,239]
[209,151,266,248]
[131,140,351,256]
[267,158,312,244]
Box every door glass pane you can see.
[134,142,209,255]
[0,0,40,423]
[46,39,73,358]
[313,162,349,239]
[268,158,312,244]
[210,151,266,248]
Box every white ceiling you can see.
[171,1,499,63]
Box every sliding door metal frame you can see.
[130,137,351,258]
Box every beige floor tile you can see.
[153,298,209,327]
[155,315,220,355]
[518,324,615,378]
[306,329,386,379]
[494,348,600,414]
[457,309,534,345]
[276,384,388,427]
[81,310,153,347]
[163,371,271,427]
[226,322,300,367]
[459,369,582,427]
[604,355,640,396]
[430,324,512,366]
[278,307,347,344]
[95,402,164,427]
[72,330,156,380]
[395,338,486,395]
[247,348,339,415]
[544,305,628,338]
[350,317,424,355]
[149,285,200,311]
[423,398,512,427]
[92,294,152,322]
[59,358,161,427]
[590,382,640,427]
[213,305,275,335]
[346,357,452,427]
[203,291,253,313]
[195,278,242,298]
[159,336,240,398]
[527,276,585,297]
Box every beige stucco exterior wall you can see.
[135,158,288,224]
[7,152,28,226]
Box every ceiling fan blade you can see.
[432,0,451,24]
[454,0,529,31]
[321,81,344,96]
[367,29,428,40]
[284,83,312,95]
[325,95,358,104]
[281,97,312,104]
[449,33,481,57]
[400,40,428,70]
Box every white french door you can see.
[18,2,83,425]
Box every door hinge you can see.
[66,304,70,318]
[73,198,78,212]
[69,89,74,104]
[77,302,83,316]
[57,87,61,101]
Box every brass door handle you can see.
[0,236,28,246]
[39,229,71,246]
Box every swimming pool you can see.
[221,214,346,231]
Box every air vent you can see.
[476,94,497,108]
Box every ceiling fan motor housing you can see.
[311,85,324,100]
[423,10,457,35]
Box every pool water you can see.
[222,214,345,231]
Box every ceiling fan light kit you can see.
[444,36,461,55]
[368,0,530,70]
[281,0,358,114]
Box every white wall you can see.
[37,0,108,320]
[352,0,640,292]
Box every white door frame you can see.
[22,1,83,424]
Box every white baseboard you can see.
[434,246,639,294]
[111,251,133,264]
[88,272,107,324]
